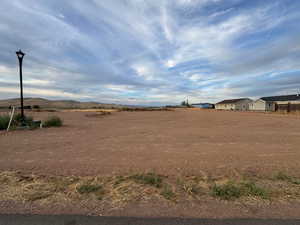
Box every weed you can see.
[241,181,270,199]
[212,182,242,200]
[1,113,35,130]
[274,172,300,185]
[77,184,102,194]
[22,183,55,201]
[211,181,270,200]
[0,115,10,130]
[160,185,176,200]
[130,172,163,188]
[43,116,63,128]
[182,183,202,195]
[113,175,127,186]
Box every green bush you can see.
[12,113,33,125]
[274,172,300,185]
[212,182,242,200]
[1,113,37,130]
[160,184,176,200]
[77,184,102,194]
[32,105,40,109]
[211,181,270,200]
[130,172,163,188]
[0,115,10,130]
[43,116,63,128]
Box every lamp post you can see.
[16,50,25,123]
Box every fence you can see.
[276,103,300,113]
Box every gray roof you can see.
[261,94,300,102]
[216,98,251,104]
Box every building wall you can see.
[250,100,266,111]
[216,99,252,111]
[250,100,275,111]
[266,102,275,111]
[235,100,252,111]
[215,103,235,110]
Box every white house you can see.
[249,99,275,111]
[215,98,252,111]
[250,94,300,111]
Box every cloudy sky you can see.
[0,0,300,105]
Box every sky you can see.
[0,0,300,105]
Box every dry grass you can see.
[1,171,300,210]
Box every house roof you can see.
[216,98,251,105]
[191,103,214,105]
[261,94,300,102]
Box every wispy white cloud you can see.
[0,0,299,105]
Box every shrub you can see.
[241,181,269,199]
[160,185,176,200]
[211,181,269,200]
[130,172,163,188]
[212,182,242,200]
[43,116,63,128]
[0,115,10,130]
[274,172,300,185]
[12,113,33,127]
[77,184,102,194]
[32,105,40,109]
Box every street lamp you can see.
[16,49,25,124]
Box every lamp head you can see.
[16,50,25,59]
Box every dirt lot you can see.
[1,109,300,176]
[1,109,300,218]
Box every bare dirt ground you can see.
[1,109,300,218]
[1,109,300,177]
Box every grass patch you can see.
[77,183,102,194]
[177,178,202,196]
[43,116,63,128]
[160,185,176,200]
[182,182,202,195]
[212,181,270,200]
[130,172,163,188]
[22,183,55,201]
[274,172,300,185]
[113,175,127,187]
[1,113,37,130]
[0,114,10,130]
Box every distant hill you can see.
[0,98,125,109]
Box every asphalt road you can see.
[0,215,299,225]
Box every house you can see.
[250,94,300,111]
[191,103,214,109]
[249,99,275,111]
[215,98,252,111]
[261,94,300,105]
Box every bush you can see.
[77,184,102,194]
[32,105,40,109]
[12,113,33,127]
[0,115,10,130]
[160,184,176,200]
[43,116,63,128]
[211,181,269,200]
[130,172,163,188]
[212,182,242,200]
[274,172,300,185]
